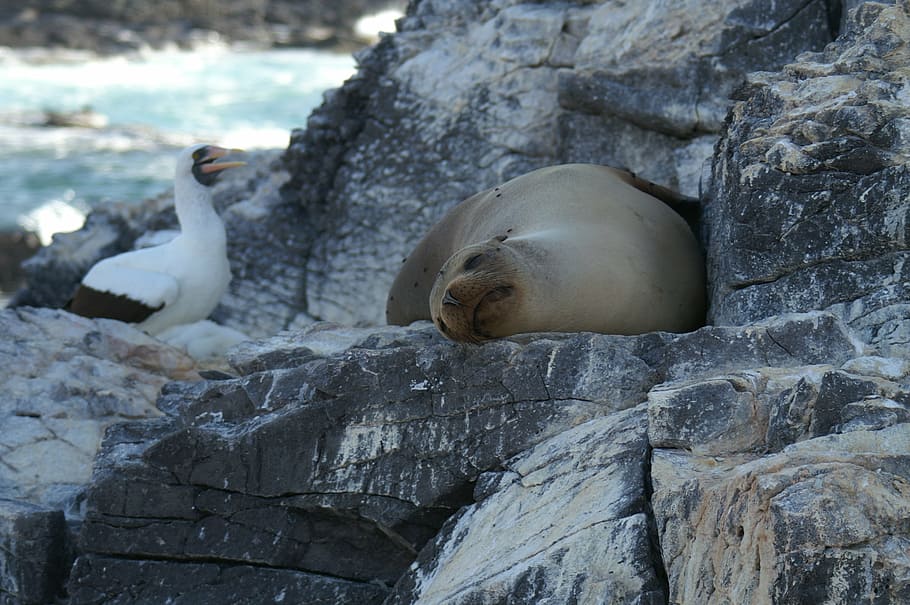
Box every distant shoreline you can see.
[0,1,405,57]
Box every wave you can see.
[18,196,88,246]
[0,46,356,237]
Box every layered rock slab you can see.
[387,405,666,605]
[0,307,194,510]
[67,555,389,605]
[0,500,68,605]
[651,356,910,603]
[68,312,860,601]
[0,307,198,605]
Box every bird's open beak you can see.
[199,146,246,174]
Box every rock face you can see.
[0,307,198,604]
[4,1,910,604]
[386,405,666,604]
[66,312,864,603]
[0,308,195,510]
[0,230,39,295]
[706,0,910,359]
[650,356,910,603]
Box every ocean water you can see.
[0,45,357,243]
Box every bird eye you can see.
[192,147,210,163]
[463,254,484,271]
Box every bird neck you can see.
[174,180,225,243]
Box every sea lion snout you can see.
[430,240,522,343]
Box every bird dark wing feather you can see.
[67,284,164,324]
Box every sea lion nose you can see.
[442,290,462,307]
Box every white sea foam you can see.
[355,10,405,39]
[18,196,88,246]
[0,46,357,234]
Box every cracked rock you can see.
[0,306,202,604]
[653,422,910,604]
[706,1,910,357]
[67,555,390,605]
[0,500,69,605]
[386,405,665,605]
[650,340,910,602]
[67,312,862,601]
[0,307,194,510]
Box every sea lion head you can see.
[429,235,525,343]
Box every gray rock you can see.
[649,323,910,602]
[0,307,195,510]
[67,555,389,605]
[706,1,910,356]
[560,0,831,137]
[386,406,666,605]
[0,500,69,605]
[67,312,862,599]
[652,423,910,604]
[75,326,658,589]
[0,230,39,297]
[0,307,200,604]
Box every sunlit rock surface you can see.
[0,307,198,604]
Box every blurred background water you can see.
[0,46,357,243]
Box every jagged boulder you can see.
[0,307,198,604]
[0,308,195,510]
[651,368,910,603]
[706,1,910,356]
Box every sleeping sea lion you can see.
[386,164,705,343]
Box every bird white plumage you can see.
[69,144,245,335]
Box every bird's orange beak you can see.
[199,146,246,174]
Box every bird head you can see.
[179,144,246,187]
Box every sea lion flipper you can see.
[606,167,697,205]
[606,167,702,233]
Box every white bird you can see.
[67,144,245,335]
